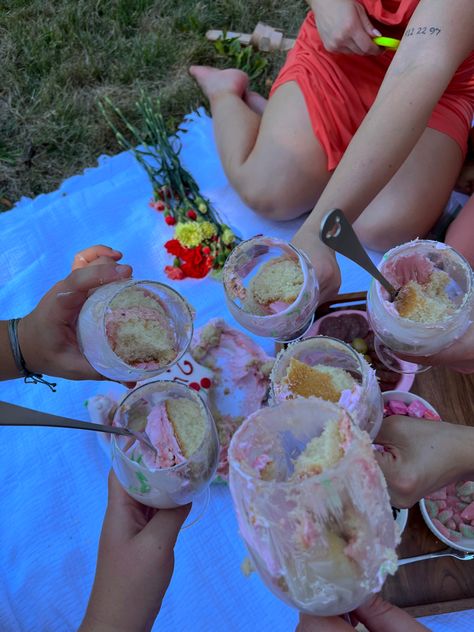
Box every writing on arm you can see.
[405,26,442,37]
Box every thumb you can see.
[356,4,381,37]
[56,263,132,314]
[355,595,428,631]
[141,503,191,549]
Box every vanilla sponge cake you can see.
[250,257,304,306]
[109,286,169,313]
[292,419,344,479]
[165,397,206,459]
[106,287,177,367]
[283,358,355,402]
[395,269,455,323]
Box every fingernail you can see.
[115,264,132,276]
[372,29,382,37]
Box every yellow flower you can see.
[175,222,202,248]
[222,228,236,245]
[199,221,217,240]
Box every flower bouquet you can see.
[101,94,239,280]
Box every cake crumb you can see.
[240,557,255,577]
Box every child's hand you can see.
[80,472,190,632]
[19,263,132,380]
[311,0,381,56]
[72,245,123,270]
[374,416,474,508]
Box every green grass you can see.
[0,0,307,206]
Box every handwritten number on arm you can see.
[405,26,441,37]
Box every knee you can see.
[241,189,295,220]
[355,220,414,253]
[235,176,313,221]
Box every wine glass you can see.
[270,336,383,439]
[367,240,473,374]
[228,398,399,616]
[111,380,219,524]
[77,279,194,381]
[223,236,319,343]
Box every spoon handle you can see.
[398,550,451,566]
[320,209,398,300]
[0,401,131,436]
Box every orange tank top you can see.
[359,0,424,40]
[360,0,418,25]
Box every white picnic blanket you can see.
[0,109,471,631]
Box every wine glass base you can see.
[274,313,316,345]
[374,337,431,375]
[181,486,210,530]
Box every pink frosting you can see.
[194,319,271,419]
[382,253,434,288]
[191,318,273,479]
[252,454,273,473]
[138,403,186,470]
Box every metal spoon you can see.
[0,401,157,456]
[319,208,399,301]
[398,547,474,566]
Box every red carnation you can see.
[165,216,176,226]
[164,265,186,280]
[180,246,213,278]
[186,209,197,220]
[164,242,213,279]
[165,239,187,258]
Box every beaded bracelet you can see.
[8,318,57,391]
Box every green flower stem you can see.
[101,93,240,253]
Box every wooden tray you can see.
[315,293,474,616]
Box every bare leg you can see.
[354,129,464,251]
[189,66,330,219]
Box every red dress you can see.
[271,0,474,170]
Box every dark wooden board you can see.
[382,366,474,615]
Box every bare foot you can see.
[244,90,268,115]
[189,65,249,102]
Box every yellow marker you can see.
[373,36,400,50]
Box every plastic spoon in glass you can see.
[0,401,157,456]
[320,208,399,301]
